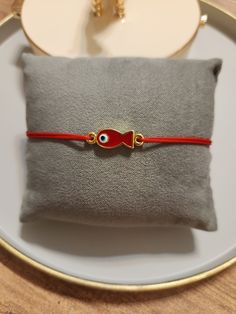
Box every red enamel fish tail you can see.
[122,131,134,148]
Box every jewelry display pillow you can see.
[21,53,222,231]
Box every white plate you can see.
[0,2,235,291]
[21,0,201,58]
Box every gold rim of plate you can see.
[1,238,235,292]
[0,0,235,292]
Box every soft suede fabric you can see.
[21,54,222,230]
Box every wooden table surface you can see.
[0,1,235,313]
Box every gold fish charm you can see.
[87,129,144,149]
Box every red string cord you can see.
[26,131,211,146]
[26,131,90,141]
[143,136,211,145]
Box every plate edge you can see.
[1,237,235,292]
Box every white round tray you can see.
[20,0,201,58]
[0,1,235,291]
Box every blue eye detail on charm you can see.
[98,133,109,143]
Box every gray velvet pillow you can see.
[21,54,222,231]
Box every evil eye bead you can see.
[98,133,109,143]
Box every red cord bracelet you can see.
[26,129,212,149]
